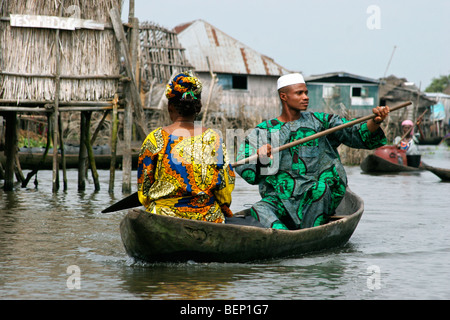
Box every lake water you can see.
[0,144,449,301]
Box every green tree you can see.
[425,75,450,93]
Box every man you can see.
[235,73,390,229]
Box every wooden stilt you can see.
[58,113,67,190]
[109,95,119,193]
[3,112,17,191]
[0,161,5,180]
[52,1,64,193]
[83,111,100,191]
[78,111,88,191]
[51,112,59,191]
[14,153,25,184]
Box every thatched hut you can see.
[379,75,437,141]
[0,0,121,102]
[0,0,123,192]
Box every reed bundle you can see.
[0,0,122,102]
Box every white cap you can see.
[277,73,305,90]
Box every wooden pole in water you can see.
[109,95,119,193]
[78,112,88,191]
[83,111,100,191]
[52,0,64,192]
[3,111,17,191]
[58,113,67,190]
[110,6,135,194]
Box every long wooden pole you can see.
[52,0,65,192]
[3,111,17,191]
[101,101,412,213]
[232,101,412,167]
[109,95,119,193]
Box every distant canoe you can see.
[360,145,422,173]
[418,137,443,145]
[420,163,450,182]
[119,189,364,263]
[443,136,450,147]
[0,149,138,170]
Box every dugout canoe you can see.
[0,150,139,170]
[360,145,422,174]
[119,189,364,263]
[420,162,450,182]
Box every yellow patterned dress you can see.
[137,127,235,223]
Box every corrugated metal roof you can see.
[174,19,291,76]
[305,72,380,84]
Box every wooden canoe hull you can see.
[119,189,364,263]
[360,154,421,173]
[0,151,139,170]
[421,163,450,182]
[360,146,421,173]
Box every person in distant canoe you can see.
[235,73,390,230]
[137,71,235,223]
[393,120,421,156]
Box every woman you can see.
[393,119,421,167]
[393,119,420,155]
[137,71,235,223]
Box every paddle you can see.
[102,101,412,213]
[232,101,412,167]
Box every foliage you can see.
[18,129,49,148]
[425,75,450,93]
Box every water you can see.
[0,145,449,300]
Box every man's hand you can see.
[257,144,273,165]
[368,106,390,132]
[372,106,390,124]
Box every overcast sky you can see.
[122,0,450,89]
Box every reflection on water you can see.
[0,145,449,299]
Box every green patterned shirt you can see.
[235,112,386,229]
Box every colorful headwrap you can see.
[401,120,414,127]
[165,71,203,100]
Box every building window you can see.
[351,86,368,97]
[232,75,247,90]
[217,74,248,90]
[323,85,340,99]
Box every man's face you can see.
[280,83,309,111]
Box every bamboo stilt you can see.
[78,112,88,191]
[58,113,67,190]
[14,153,25,184]
[3,112,17,191]
[84,111,100,191]
[0,161,5,180]
[109,95,119,193]
[52,1,64,193]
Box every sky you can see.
[121,0,450,89]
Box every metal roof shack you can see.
[174,19,290,76]
[174,19,293,127]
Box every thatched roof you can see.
[0,0,122,103]
[379,75,436,109]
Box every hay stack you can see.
[0,0,122,102]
